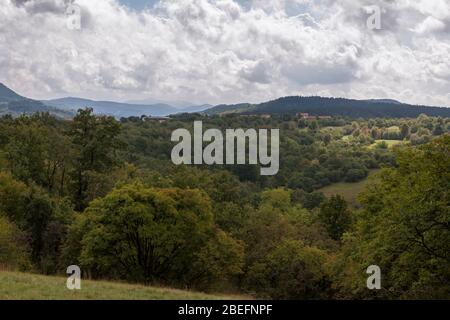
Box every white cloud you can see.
[413,16,446,34]
[0,0,449,106]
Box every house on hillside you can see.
[297,112,310,118]
[297,112,316,120]
[297,112,331,120]
[145,116,170,123]
[239,114,271,119]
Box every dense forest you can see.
[207,96,450,118]
[0,109,449,299]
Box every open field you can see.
[318,170,380,207]
[0,271,249,300]
[386,126,400,133]
[368,139,407,149]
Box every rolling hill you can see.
[4,82,450,119]
[181,103,214,113]
[43,97,179,118]
[0,82,27,102]
[0,83,72,118]
[204,96,450,118]
[0,83,206,119]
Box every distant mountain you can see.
[365,99,403,105]
[0,83,28,102]
[203,103,254,115]
[204,96,450,118]
[0,83,205,118]
[180,104,213,113]
[126,99,195,110]
[0,83,72,118]
[4,82,449,120]
[43,97,178,118]
[127,99,213,113]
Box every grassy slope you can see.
[318,170,380,207]
[0,271,248,300]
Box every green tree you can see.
[64,184,243,288]
[4,114,73,195]
[334,136,450,299]
[69,108,122,211]
[0,172,28,222]
[245,240,331,299]
[433,124,444,136]
[0,215,30,270]
[400,123,410,139]
[189,229,244,290]
[5,116,48,186]
[371,127,380,139]
[308,120,318,131]
[322,133,332,145]
[261,188,292,212]
[0,172,73,272]
[318,195,352,241]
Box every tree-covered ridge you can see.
[0,109,449,299]
[2,82,450,119]
[0,83,27,102]
[0,83,73,119]
[205,96,450,118]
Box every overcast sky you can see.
[1,0,450,106]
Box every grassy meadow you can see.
[0,271,249,300]
[318,170,380,207]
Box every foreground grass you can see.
[318,170,379,207]
[0,271,249,300]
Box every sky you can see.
[1,0,450,106]
[119,0,159,11]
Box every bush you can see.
[318,195,352,241]
[0,215,30,270]
[291,190,325,209]
[377,141,388,149]
[344,168,367,182]
[245,240,331,299]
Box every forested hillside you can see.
[44,97,177,118]
[0,83,72,119]
[205,96,450,118]
[0,109,449,299]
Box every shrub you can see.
[0,215,30,270]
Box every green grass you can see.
[318,170,380,207]
[368,140,406,149]
[386,126,400,133]
[321,126,344,133]
[341,135,352,141]
[0,271,250,300]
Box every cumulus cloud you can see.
[0,0,449,106]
